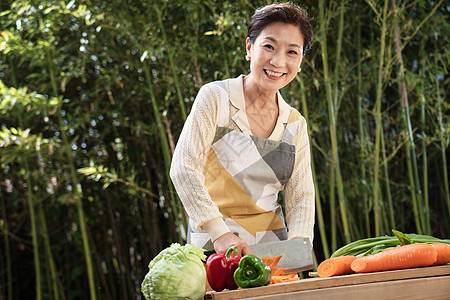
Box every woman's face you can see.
[246,22,304,93]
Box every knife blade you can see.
[249,238,313,274]
[204,238,313,274]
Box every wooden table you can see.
[205,264,450,300]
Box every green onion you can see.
[331,231,450,258]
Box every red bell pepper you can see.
[205,246,241,292]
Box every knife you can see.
[204,238,313,274]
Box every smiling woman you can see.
[244,22,305,138]
[170,2,315,258]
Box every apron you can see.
[187,79,301,251]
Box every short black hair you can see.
[247,2,313,55]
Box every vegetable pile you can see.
[206,247,273,291]
[142,243,300,298]
[141,243,207,300]
[317,230,450,278]
[205,247,301,292]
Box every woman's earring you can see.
[245,54,250,61]
[298,67,302,72]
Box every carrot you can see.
[430,243,450,265]
[262,255,283,268]
[350,243,437,273]
[262,255,300,284]
[271,267,285,276]
[271,273,298,284]
[317,256,357,278]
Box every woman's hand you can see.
[213,232,252,256]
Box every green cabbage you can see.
[141,243,207,300]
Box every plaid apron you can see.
[187,79,301,251]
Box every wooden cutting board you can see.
[205,264,450,300]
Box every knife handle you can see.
[203,250,216,259]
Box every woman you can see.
[170,2,315,256]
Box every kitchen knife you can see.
[204,238,313,274]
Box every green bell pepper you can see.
[233,254,272,288]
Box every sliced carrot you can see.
[280,273,297,279]
[263,255,283,268]
[271,276,283,284]
[430,243,450,265]
[271,274,299,284]
[262,256,271,265]
[271,275,298,283]
[262,255,300,284]
[271,267,285,276]
[317,256,357,278]
[350,243,437,273]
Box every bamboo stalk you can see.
[87,226,113,299]
[380,188,390,233]
[44,43,97,299]
[3,57,15,300]
[372,0,390,237]
[105,190,129,299]
[329,162,337,251]
[37,203,60,300]
[24,148,42,300]
[220,39,231,78]
[391,0,427,233]
[143,60,186,242]
[404,133,422,233]
[356,11,371,237]
[1,190,12,300]
[435,71,450,217]
[380,123,395,231]
[319,0,351,244]
[142,155,162,257]
[419,39,430,232]
[154,5,187,121]
[334,0,350,244]
[143,62,172,184]
[332,1,345,110]
[14,111,43,300]
[31,134,61,299]
[297,77,330,259]
[143,154,163,252]
[431,34,449,220]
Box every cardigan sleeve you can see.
[284,115,315,245]
[170,83,231,241]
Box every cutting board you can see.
[205,264,450,300]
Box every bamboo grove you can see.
[0,0,448,299]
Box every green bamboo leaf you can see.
[0,10,10,17]
[140,50,149,62]
[94,173,101,181]
[204,30,217,35]
[66,0,76,9]
[77,167,96,175]
[23,128,30,137]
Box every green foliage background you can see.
[0,0,448,299]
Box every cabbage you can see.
[141,243,207,300]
